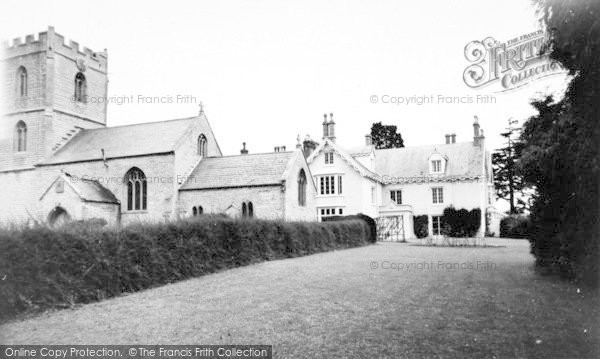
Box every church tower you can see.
[1,26,108,170]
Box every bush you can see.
[322,213,377,243]
[0,216,371,321]
[441,207,481,237]
[499,215,531,239]
[413,215,428,238]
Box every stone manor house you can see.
[1,27,501,238]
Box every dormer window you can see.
[429,153,447,174]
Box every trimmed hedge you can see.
[413,215,428,238]
[441,207,481,237]
[322,213,377,243]
[0,216,371,321]
[500,215,531,239]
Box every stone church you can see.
[0,27,316,226]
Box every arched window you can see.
[16,66,27,97]
[298,169,307,206]
[248,202,254,218]
[197,206,203,215]
[74,72,87,102]
[198,134,207,156]
[15,121,27,152]
[242,202,247,217]
[125,167,147,211]
[192,207,197,216]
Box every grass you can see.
[1,238,598,358]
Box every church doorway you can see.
[48,206,71,227]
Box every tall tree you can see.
[370,122,404,149]
[518,0,600,285]
[492,118,525,214]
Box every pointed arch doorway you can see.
[48,206,71,227]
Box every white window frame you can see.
[318,207,344,221]
[324,152,334,165]
[317,175,342,196]
[390,190,402,204]
[432,187,444,204]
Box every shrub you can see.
[0,217,371,321]
[413,215,428,238]
[322,213,377,243]
[499,215,531,239]
[441,207,481,237]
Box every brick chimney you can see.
[451,133,456,143]
[473,116,485,146]
[445,134,450,144]
[365,134,372,146]
[240,142,248,154]
[322,113,336,142]
[327,113,336,142]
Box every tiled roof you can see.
[307,139,381,182]
[42,117,198,165]
[374,142,483,182]
[41,174,119,204]
[180,151,296,190]
[348,145,374,157]
[70,175,120,204]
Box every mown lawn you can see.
[1,239,598,358]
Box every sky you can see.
[0,0,571,211]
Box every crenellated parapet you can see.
[2,26,107,73]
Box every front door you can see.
[432,215,443,239]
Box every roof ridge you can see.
[82,116,199,132]
[205,151,294,159]
[374,142,473,151]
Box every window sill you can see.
[123,210,149,214]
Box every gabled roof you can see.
[374,142,483,183]
[40,174,119,204]
[180,151,301,190]
[307,139,381,182]
[41,116,199,165]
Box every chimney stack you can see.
[445,134,450,144]
[473,116,484,146]
[451,133,456,143]
[365,134,372,146]
[240,142,248,154]
[322,112,336,142]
